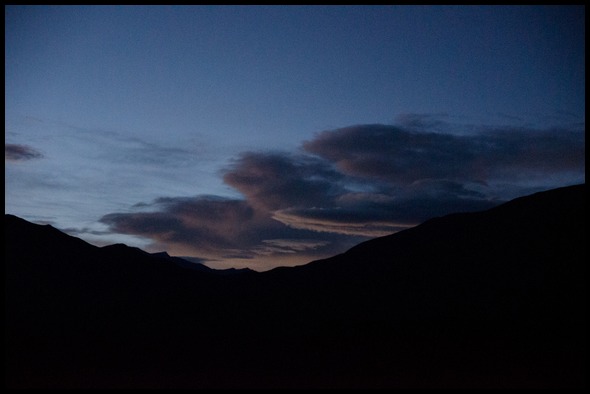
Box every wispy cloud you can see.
[5,116,220,237]
[254,239,331,256]
[272,179,497,236]
[5,144,43,162]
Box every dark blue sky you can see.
[5,6,585,270]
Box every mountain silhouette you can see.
[5,184,585,388]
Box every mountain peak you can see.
[152,251,171,258]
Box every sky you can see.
[5,5,585,271]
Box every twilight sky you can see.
[5,5,585,271]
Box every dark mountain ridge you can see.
[5,184,585,388]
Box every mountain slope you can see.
[283,183,585,319]
[4,216,247,388]
[5,184,585,388]
[243,184,586,388]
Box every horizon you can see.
[5,5,585,271]
[4,182,586,273]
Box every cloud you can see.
[302,124,584,186]
[303,124,476,184]
[102,197,260,254]
[394,112,453,133]
[273,179,498,236]
[223,151,344,211]
[272,208,412,237]
[254,239,331,256]
[5,144,43,161]
[100,118,584,270]
[100,195,355,270]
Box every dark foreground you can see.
[5,184,586,388]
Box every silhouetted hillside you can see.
[5,184,585,388]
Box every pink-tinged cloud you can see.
[100,195,358,271]
[272,208,413,237]
[223,152,344,211]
